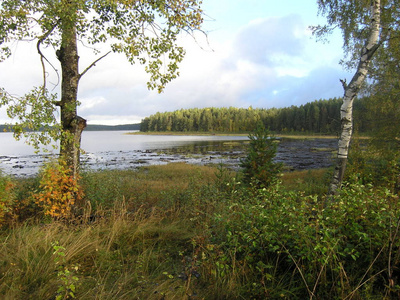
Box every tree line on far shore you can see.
[0,123,141,132]
[140,97,371,134]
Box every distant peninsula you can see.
[0,123,141,132]
[84,124,141,131]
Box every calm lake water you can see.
[0,131,338,177]
[0,131,249,176]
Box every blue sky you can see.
[0,0,351,125]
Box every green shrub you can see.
[10,176,41,223]
[347,138,400,192]
[198,181,400,299]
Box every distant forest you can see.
[0,123,141,132]
[140,97,370,134]
[84,124,141,131]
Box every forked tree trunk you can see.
[56,18,86,179]
[329,0,382,195]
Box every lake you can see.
[0,131,338,177]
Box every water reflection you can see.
[159,140,248,155]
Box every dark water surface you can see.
[0,131,338,177]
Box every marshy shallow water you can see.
[0,131,338,177]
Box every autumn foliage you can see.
[33,159,83,219]
[0,174,15,226]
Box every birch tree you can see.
[313,0,394,194]
[0,0,204,179]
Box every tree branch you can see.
[79,51,111,79]
[36,22,60,90]
[340,79,347,90]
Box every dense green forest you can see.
[140,97,369,134]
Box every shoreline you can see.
[125,131,340,139]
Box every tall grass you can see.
[281,168,332,196]
[0,201,199,299]
[81,163,221,210]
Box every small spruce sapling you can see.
[240,123,282,188]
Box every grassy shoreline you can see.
[126,131,341,139]
[126,131,249,136]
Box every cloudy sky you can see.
[0,0,351,125]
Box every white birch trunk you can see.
[329,0,382,195]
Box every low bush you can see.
[196,180,400,299]
[346,138,400,192]
[32,159,84,220]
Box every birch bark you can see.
[329,0,382,195]
[56,6,86,180]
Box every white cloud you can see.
[233,15,306,66]
[85,114,143,125]
[80,96,106,111]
